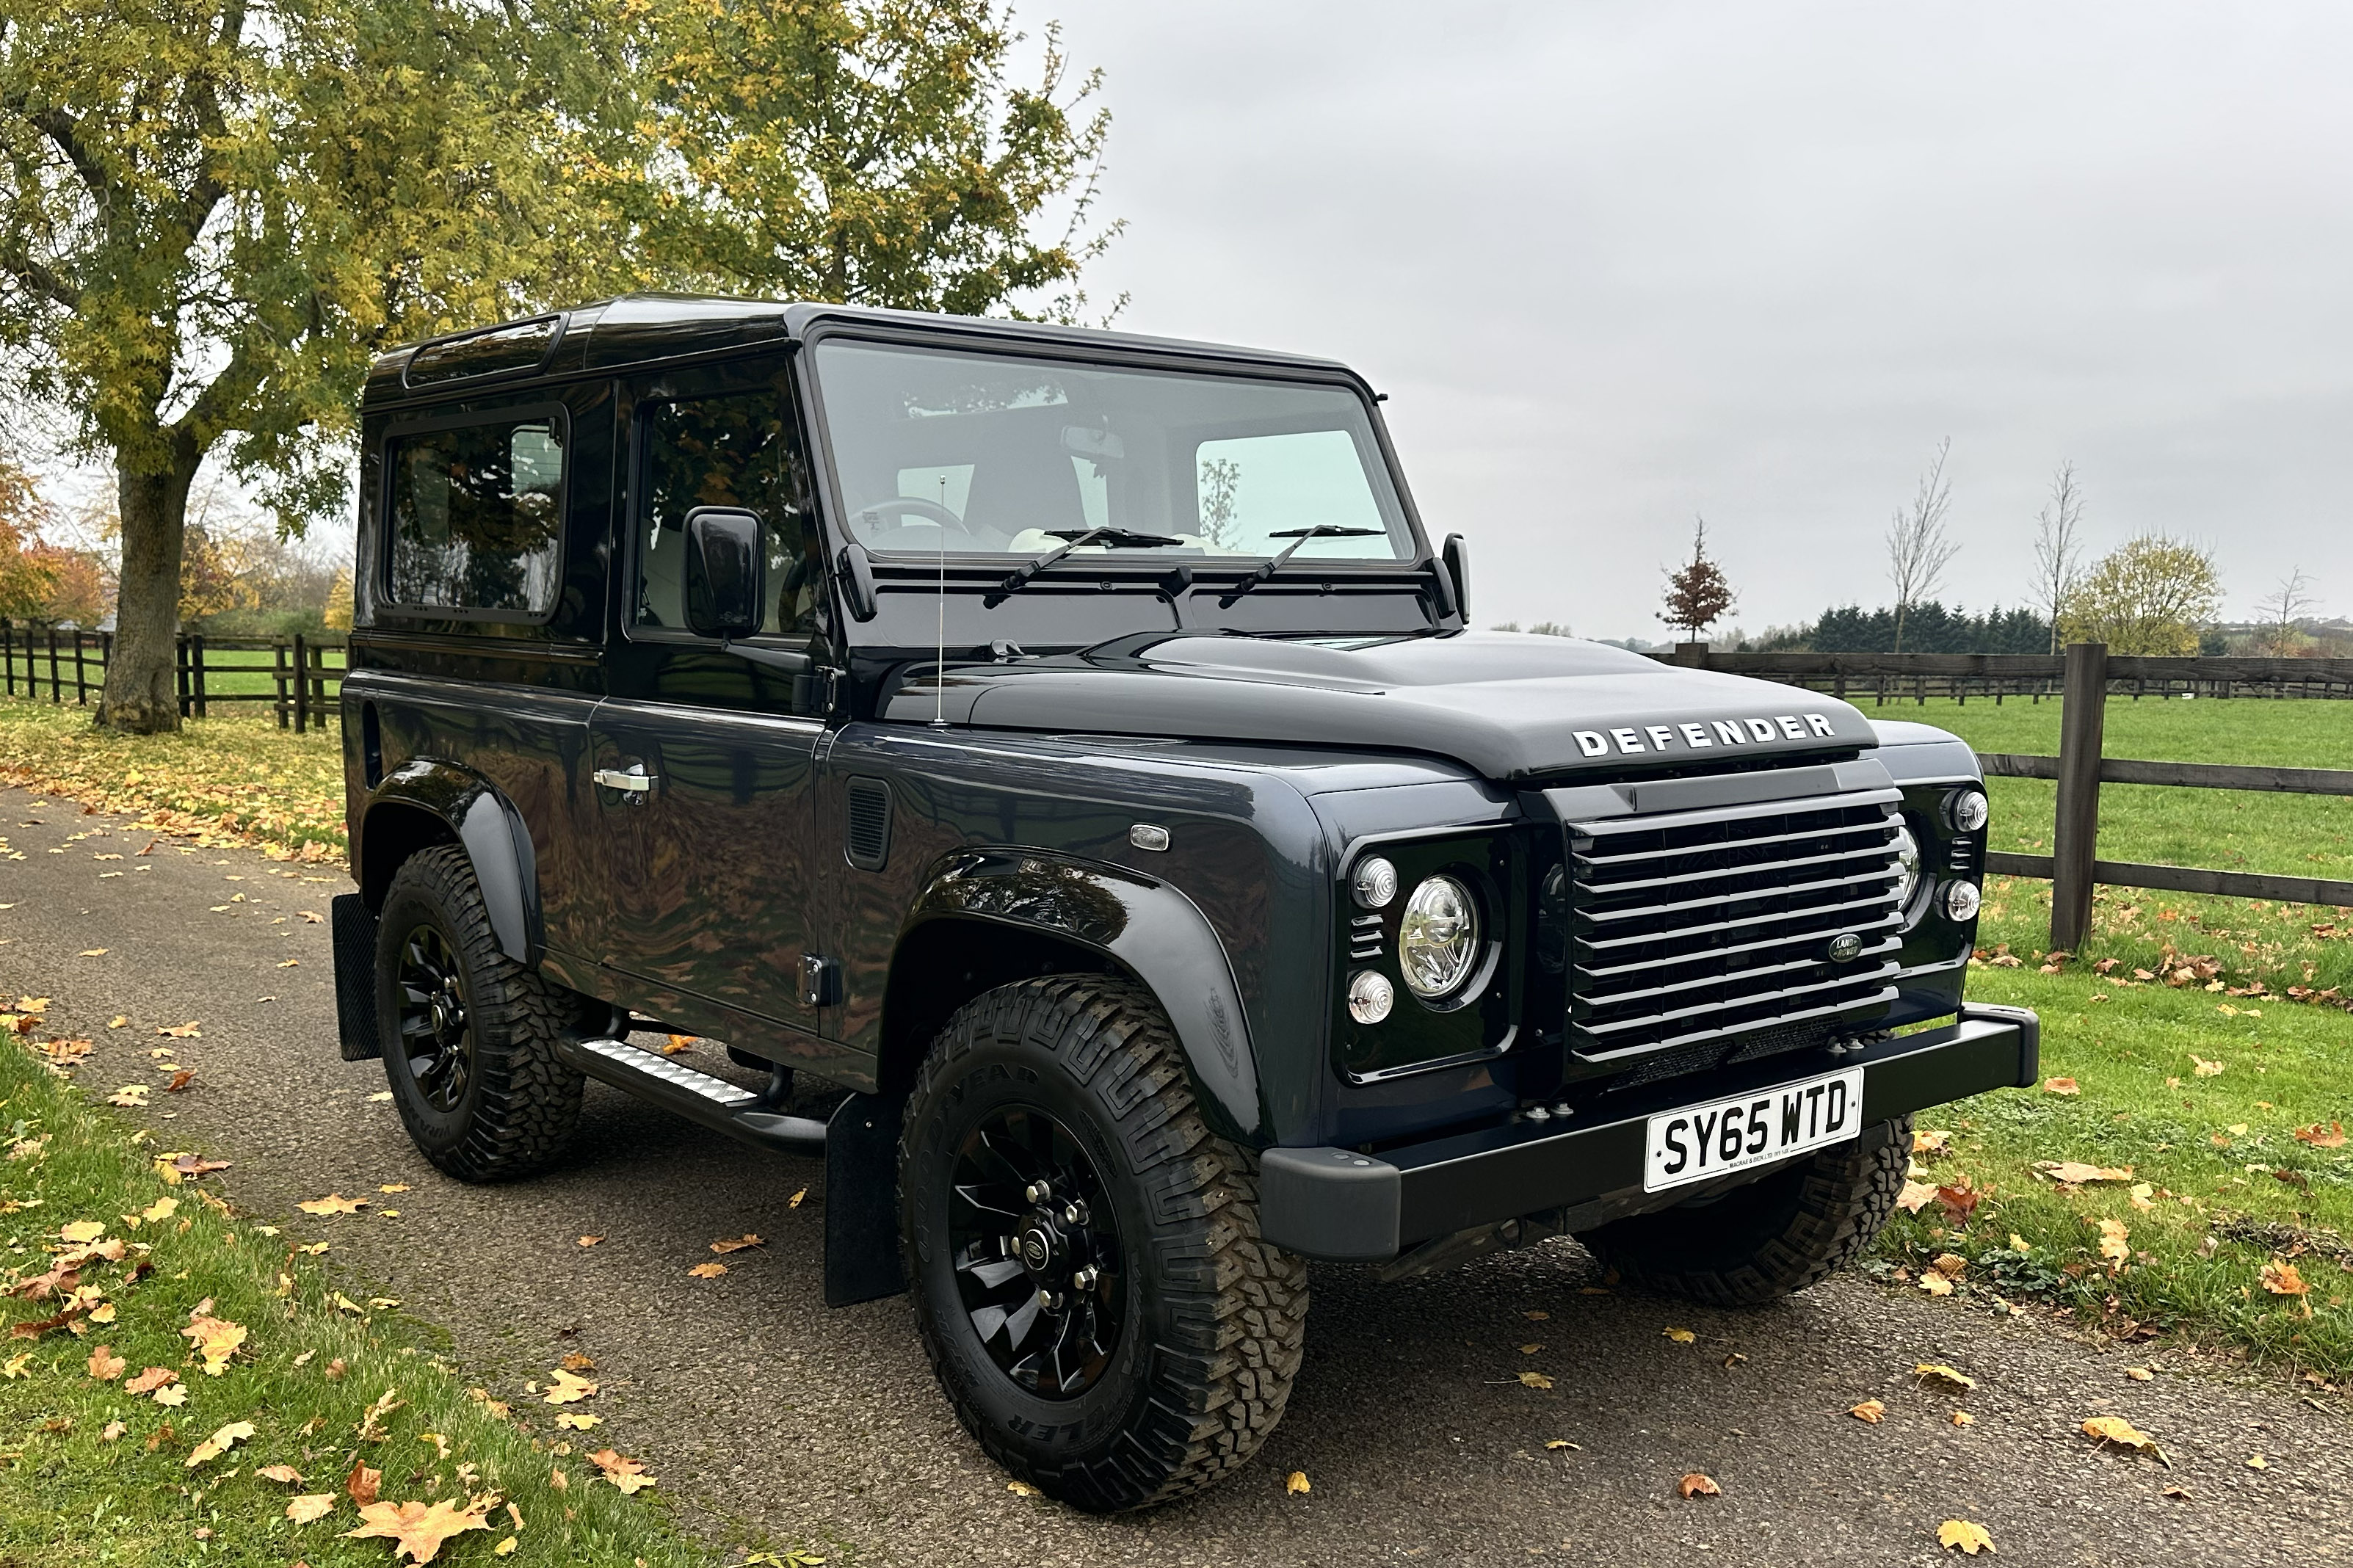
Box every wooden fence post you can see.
[293,632,308,733]
[46,626,59,702]
[72,631,85,705]
[191,634,207,718]
[2,618,12,697]
[2051,640,2109,951]
[273,641,289,727]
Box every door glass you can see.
[636,387,819,635]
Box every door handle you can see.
[594,764,656,794]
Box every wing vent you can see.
[845,777,893,871]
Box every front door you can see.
[589,353,833,1039]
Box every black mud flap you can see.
[332,894,382,1062]
[824,1092,907,1307]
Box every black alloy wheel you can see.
[394,923,474,1113]
[946,1104,1126,1398]
[373,844,591,1182]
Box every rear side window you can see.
[385,415,566,616]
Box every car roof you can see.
[360,294,1360,410]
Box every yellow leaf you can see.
[1950,1410,1974,1427]
[788,1188,807,1208]
[180,1315,247,1376]
[2129,1183,2155,1212]
[1519,1371,1554,1390]
[378,1183,410,1194]
[2260,1260,2310,1296]
[1917,1272,1954,1296]
[1915,1364,1976,1391]
[257,1464,304,1484]
[1897,1180,1938,1213]
[140,1196,179,1224]
[586,1448,655,1494]
[708,1234,764,1254]
[1938,1519,1995,1555]
[87,1344,126,1382]
[2034,1161,2133,1185]
[1677,1472,1720,1498]
[2081,1415,2164,1459]
[1518,1343,1543,1355]
[687,1261,729,1278]
[556,1411,602,1430]
[1662,1327,1696,1344]
[1913,1128,1951,1155]
[495,1538,518,1557]
[1,1353,30,1379]
[1005,1480,1036,1497]
[2247,1453,2268,1470]
[2042,1076,2080,1096]
[287,1494,337,1524]
[1931,1253,1968,1279]
[2191,1055,2225,1078]
[1545,1439,1580,1451]
[342,1498,494,1562]
[2125,1367,2153,1382]
[296,1193,366,1216]
[2097,1219,2131,1266]
[185,1420,257,1468]
[1849,1399,1885,1423]
[543,1369,598,1404]
[1285,1470,1310,1495]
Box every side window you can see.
[636,388,817,636]
[385,415,566,615]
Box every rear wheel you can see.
[900,976,1308,1511]
[1578,1115,1912,1307]
[375,844,591,1182]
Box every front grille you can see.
[1565,785,1904,1061]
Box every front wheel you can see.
[899,976,1308,1512]
[1578,1115,1913,1307]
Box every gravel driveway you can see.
[2,783,2343,1567]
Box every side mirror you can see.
[1439,532,1470,623]
[684,507,765,639]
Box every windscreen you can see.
[811,341,1415,562]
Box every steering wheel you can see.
[854,496,985,546]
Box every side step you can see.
[556,1035,828,1156]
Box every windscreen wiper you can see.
[1216,525,1386,608]
[987,526,1186,603]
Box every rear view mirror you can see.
[684,507,765,639]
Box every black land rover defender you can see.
[332,295,2037,1511]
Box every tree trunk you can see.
[98,444,199,734]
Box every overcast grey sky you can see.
[1043,1,2353,639]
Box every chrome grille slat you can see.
[1573,865,1900,926]
[1570,840,1897,898]
[1576,888,1899,951]
[1576,915,1902,980]
[1565,778,1904,1060]
[1570,819,1892,871]
[1574,962,1901,1039]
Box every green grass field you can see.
[1872,695,2353,1378]
[0,1035,711,1566]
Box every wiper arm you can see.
[1216,525,1387,607]
[989,526,1186,603]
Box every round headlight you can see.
[1890,824,1921,910]
[1347,970,1394,1024]
[1399,875,1480,998]
[1941,879,1982,922]
[1945,788,1990,833]
[1352,856,1398,910]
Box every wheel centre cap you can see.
[1018,1222,1058,1276]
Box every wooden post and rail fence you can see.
[0,621,345,733]
[1657,641,2353,947]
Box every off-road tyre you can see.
[374,843,591,1182]
[1578,1114,1913,1307]
[900,976,1309,1512]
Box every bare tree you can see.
[2252,566,2321,655]
[1886,438,1959,653]
[2030,461,2086,654]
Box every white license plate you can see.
[1642,1066,1866,1194]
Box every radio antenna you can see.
[932,474,949,727]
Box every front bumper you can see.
[1261,1002,2038,1262]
